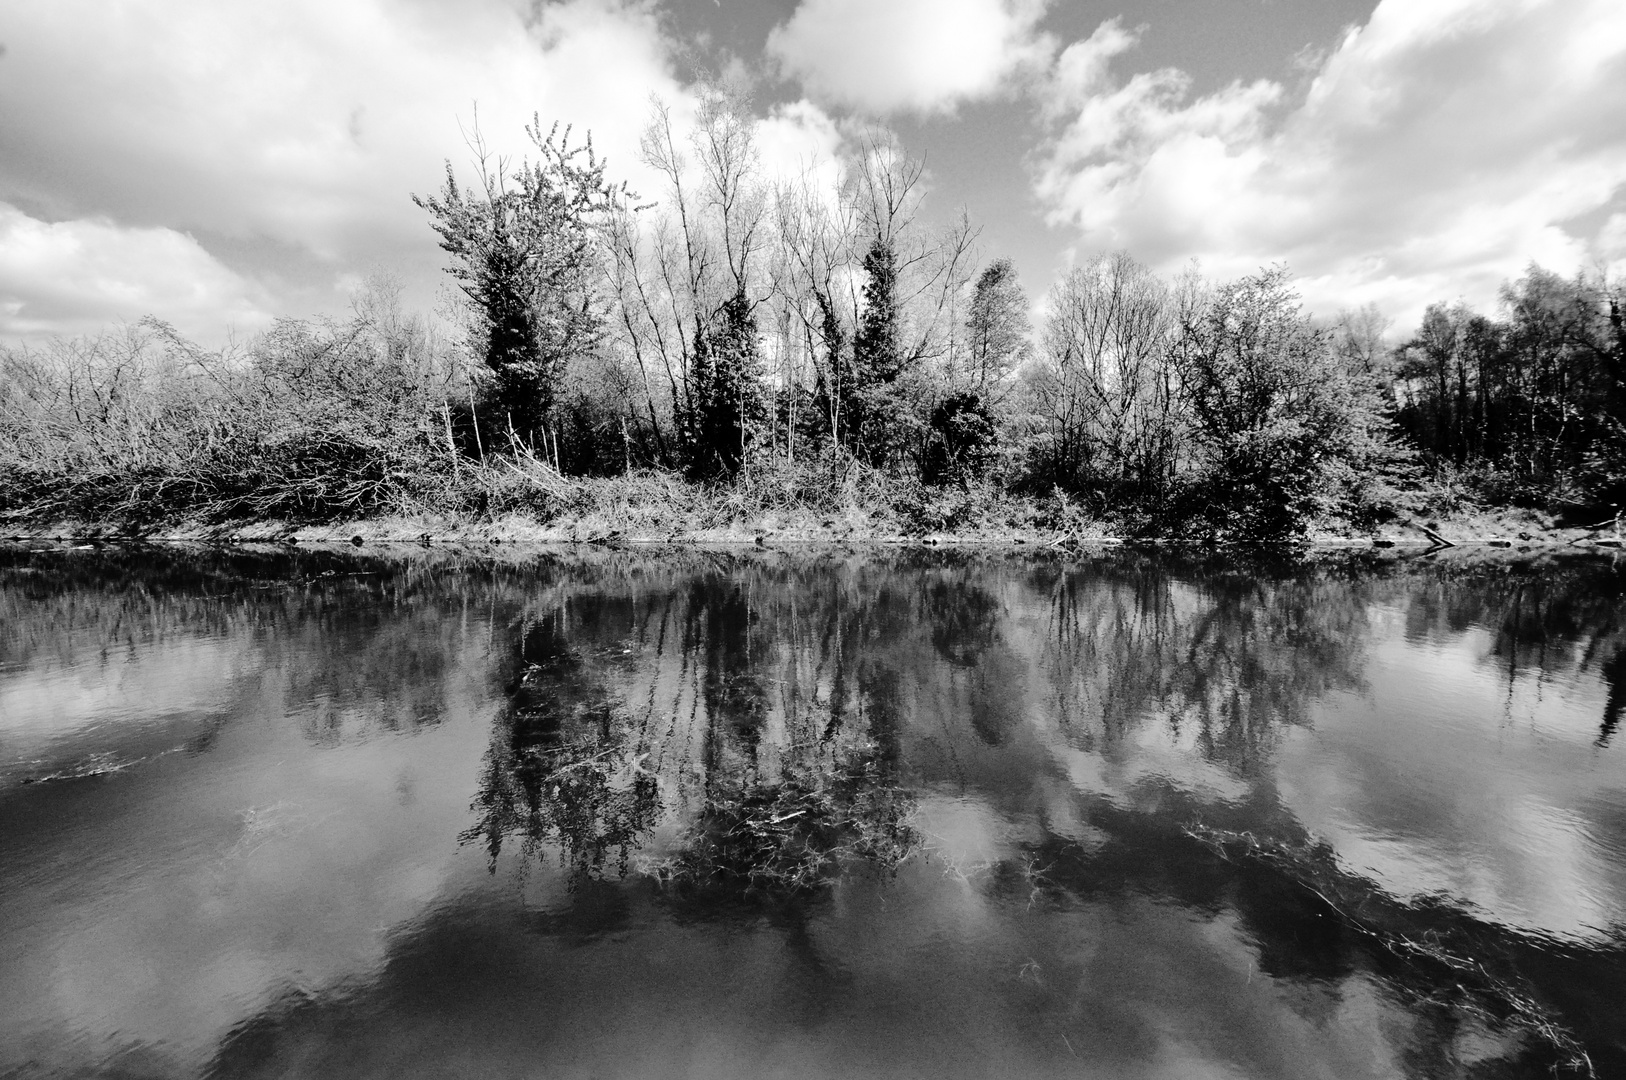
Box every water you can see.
[1,542,1623,1079]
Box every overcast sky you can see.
[2,0,1623,345]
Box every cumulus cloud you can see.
[1033,0,1626,326]
[767,0,1052,116]
[0,0,693,339]
[0,204,270,341]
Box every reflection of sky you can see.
[0,626,498,1077]
[1275,617,1626,941]
[0,635,250,783]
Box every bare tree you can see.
[604,86,773,472]
[1031,251,1177,498]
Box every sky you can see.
[1,0,1624,346]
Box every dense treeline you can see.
[1387,266,1626,511]
[2,92,1622,540]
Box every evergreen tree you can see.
[833,236,910,466]
[683,289,765,478]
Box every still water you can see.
[1,542,1624,1079]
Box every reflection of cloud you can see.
[5,551,1623,1076]
[193,846,1420,1079]
[0,635,251,783]
[1276,633,1626,941]
[0,634,496,1076]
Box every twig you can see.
[468,388,486,467]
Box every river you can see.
[1,542,1623,1078]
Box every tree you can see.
[603,86,774,472]
[792,134,976,469]
[685,288,766,478]
[963,258,1030,401]
[1330,304,1391,378]
[1172,266,1396,542]
[415,118,622,450]
[1410,302,1460,460]
[1029,252,1178,504]
[920,392,997,486]
[840,235,909,465]
[1388,264,1626,508]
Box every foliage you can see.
[919,392,997,486]
[414,119,622,446]
[682,289,767,479]
[821,235,919,467]
[1025,252,1180,506]
[1169,267,1402,542]
[962,257,1031,400]
[1020,259,1405,540]
[12,106,1618,541]
[1389,264,1626,511]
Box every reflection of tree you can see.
[1035,553,1371,771]
[0,544,519,752]
[463,609,661,879]
[464,565,925,893]
[654,747,916,894]
[1392,553,1625,679]
[1600,649,1624,748]
[1378,551,1626,748]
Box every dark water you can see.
[2,543,1624,1080]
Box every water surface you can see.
[2,543,1624,1078]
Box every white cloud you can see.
[767,0,1052,116]
[1598,213,1626,281]
[0,204,271,341]
[755,99,847,187]
[0,0,691,338]
[1033,0,1626,328]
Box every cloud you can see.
[1033,0,1626,327]
[767,0,1052,116]
[1600,212,1626,280]
[0,204,271,341]
[0,0,691,339]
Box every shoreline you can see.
[2,510,1620,551]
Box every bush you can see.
[920,392,997,486]
[1169,268,1405,542]
[0,305,468,525]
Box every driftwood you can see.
[1416,522,1456,547]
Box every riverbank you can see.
[3,500,1618,549]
